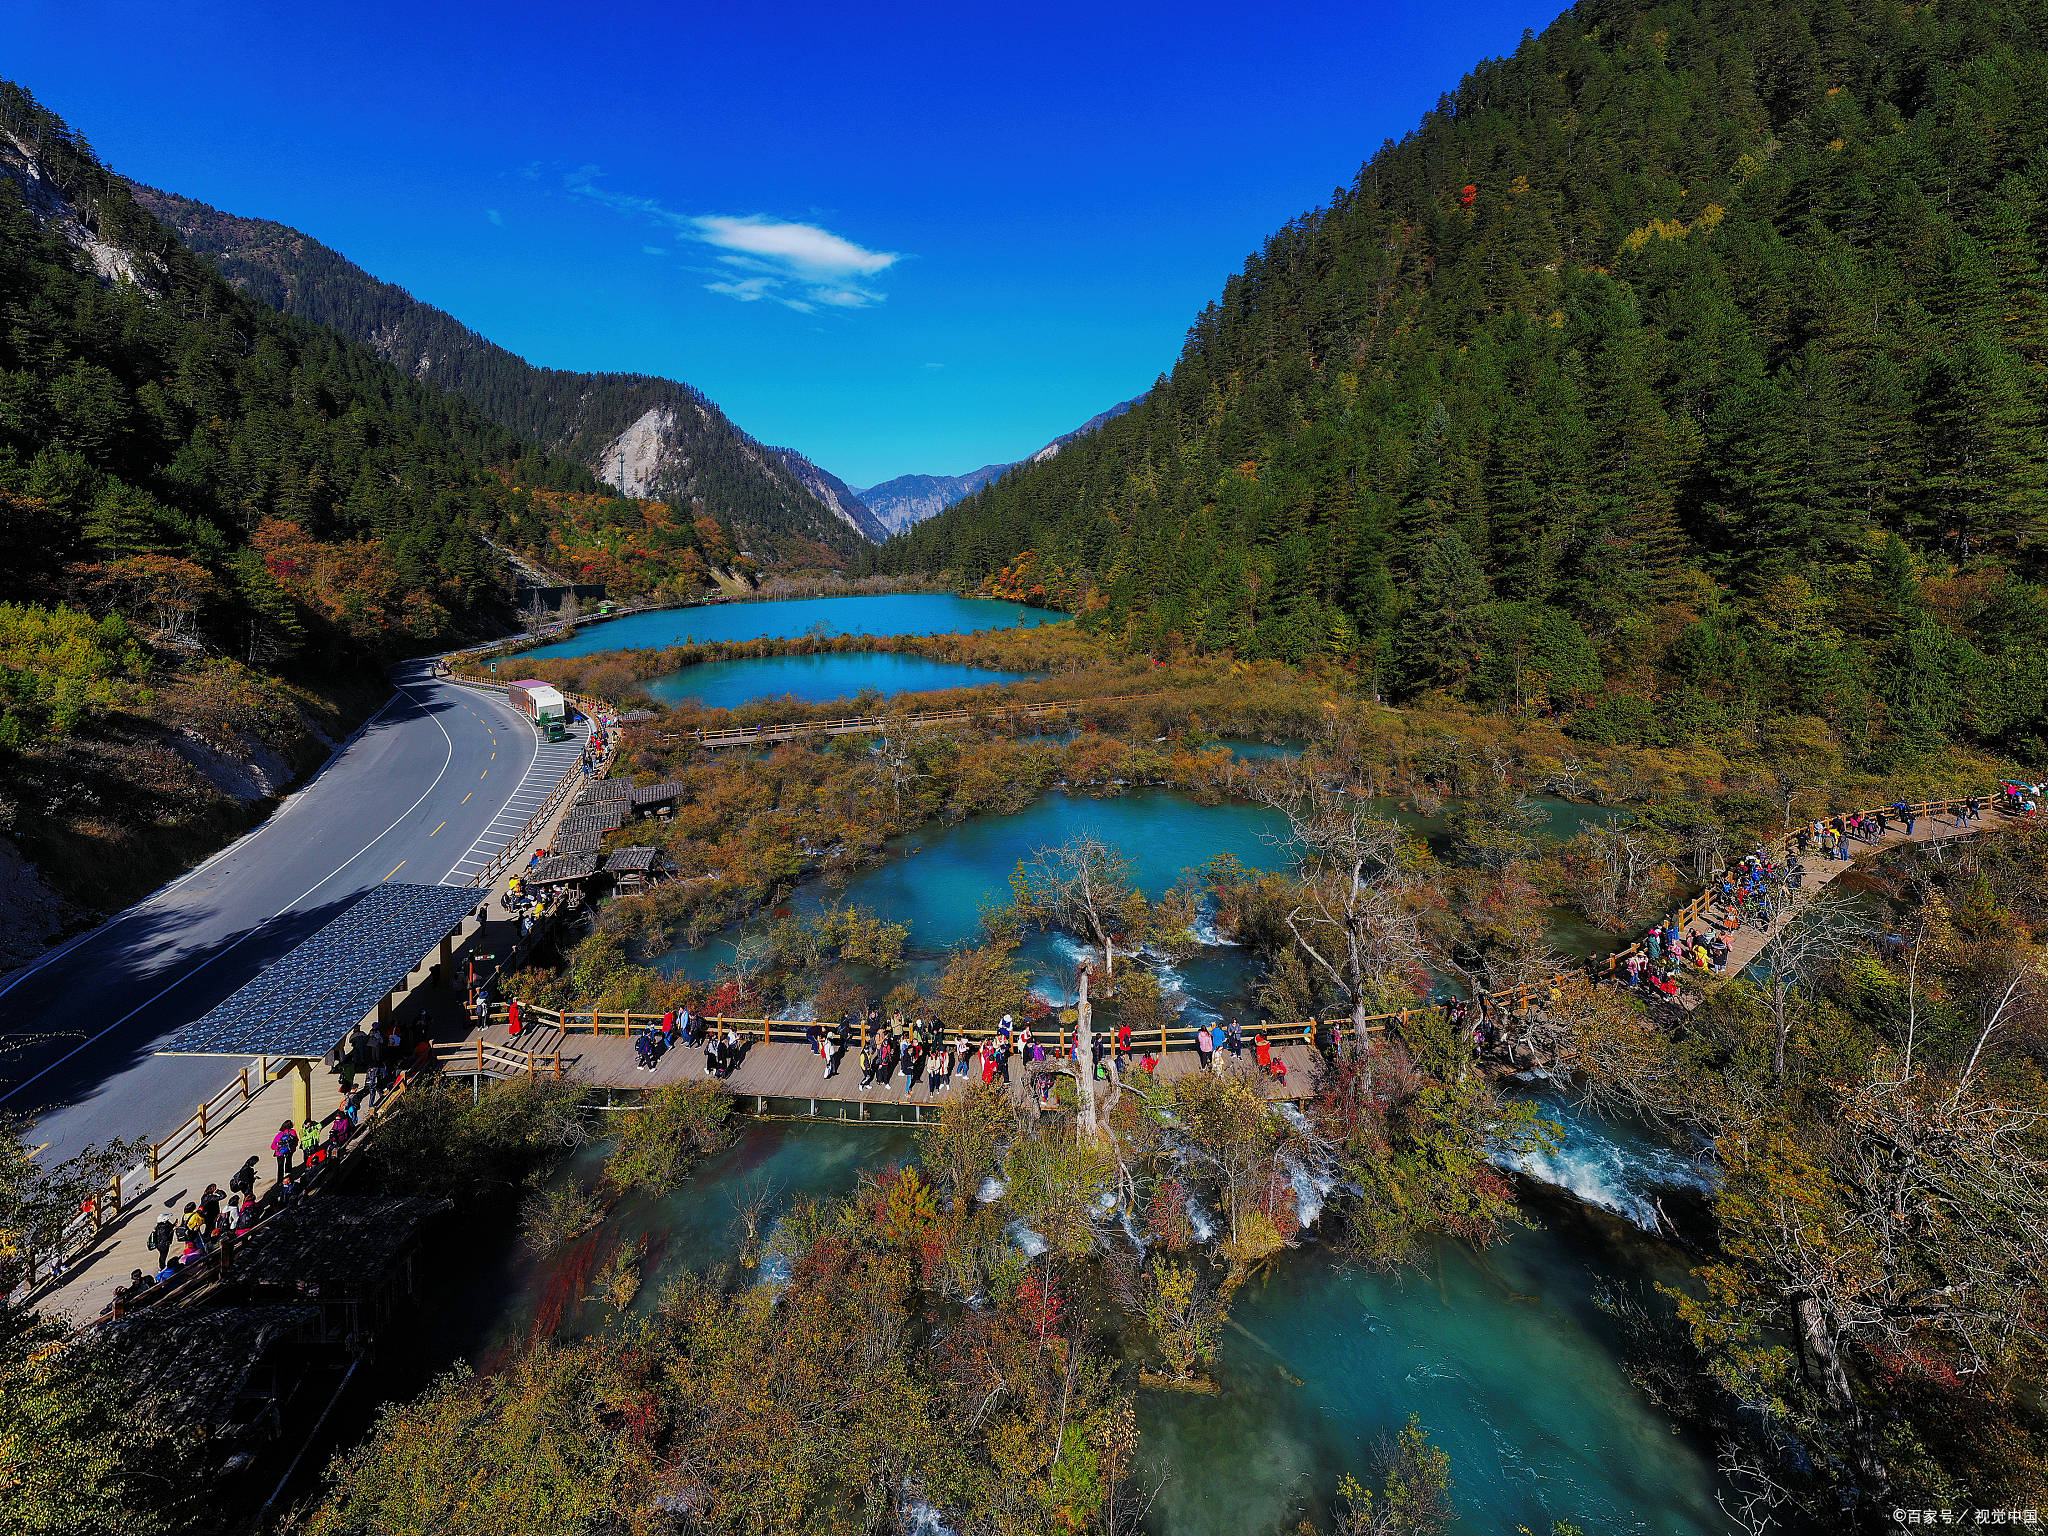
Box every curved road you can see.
[0,659,588,1163]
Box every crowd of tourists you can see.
[758,1006,1305,1104]
[630,1006,748,1079]
[98,1085,373,1321]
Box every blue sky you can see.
[4,0,1561,487]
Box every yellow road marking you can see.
[480,771,488,779]
[461,792,472,804]
[430,821,446,836]
[382,860,406,881]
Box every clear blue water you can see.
[662,788,1627,1015]
[1215,737,1306,760]
[1140,1206,1722,1535]
[487,600,1726,1531]
[643,652,1038,711]
[479,1116,1724,1535]
[472,1120,924,1357]
[521,593,1064,660]
[659,788,1294,1001]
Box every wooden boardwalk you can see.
[461,1019,1316,1110]
[1679,804,1992,994]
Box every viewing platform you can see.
[447,1014,1320,1117]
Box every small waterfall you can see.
[1184,1195,1218,1243]
[975,1175,1006,1204]
[1277,1152,1334,1228]
[901,1494,962,1536]
[1007,1220,1050,1258]
[1491,1087,1717,1233]
[1190,897,1240,947]
[756,1217,794,1294]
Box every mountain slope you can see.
[767,446,890,541]
[875,0,2048,760]
[131,186,867,564]
[0,78,687,913]
[858,464,1011,535]
[858,396,1141,534]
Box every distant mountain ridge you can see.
[766,447,890,542]
[858,396,1141,535]
[130,186,867,564]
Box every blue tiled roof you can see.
[158,884,482,1058]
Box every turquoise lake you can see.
[479,600,1732,1531]
[521,592,1064,660]
[662,787,1628,1021]
[643,651,1038,711]
[477,1117,1725,1535]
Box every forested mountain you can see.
[766,445,890,541]
[132,186,868,564]
[857,396,1141,534]
[0,77,738,909]
[0,81,637,676]
[876,0,2048,762]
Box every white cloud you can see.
[487,208,504,227]
[691,214,894,276]
[642,244,666,255]
[565,168,898,312]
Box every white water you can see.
[1491,1089,1717,1232]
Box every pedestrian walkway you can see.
[25,704,621,1323]
[1682,803,1987,994]
[32,1065,349,1323]
[448,1018,1316,1107]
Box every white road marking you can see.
[0,677,466,1104]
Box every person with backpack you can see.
[149,1200,178,1272]
[271,1121,298,1187]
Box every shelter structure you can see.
[629,780,687,811]
[602,845,662,890]
[556,804,625,839]
[157,884,483,1122]
[103,1304,319,1464]
[543,827,603,859]
[526,851,601,888]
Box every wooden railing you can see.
[487,1005,1348,1062]
[1550,793,1986,993]
[429,1038,564,1079]
[28,1055,291,1285]
[73,1070,420,1327]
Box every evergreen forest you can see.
[0,79,737,741]
[872,0,2048,766]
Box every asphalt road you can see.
[0,659,589,1163]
